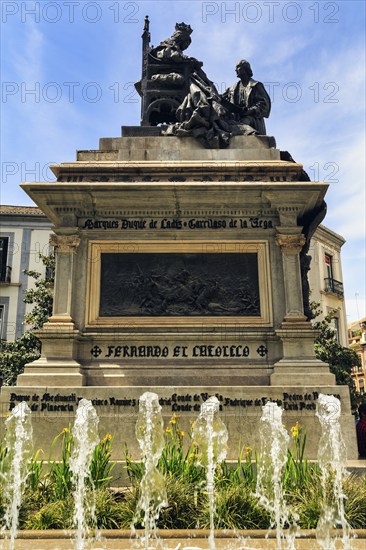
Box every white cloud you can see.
[325,136,366,238]
[10,19,44,82]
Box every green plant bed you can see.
[1,418,366,531]
[2,475,366,531]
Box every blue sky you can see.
[1,0,365,321]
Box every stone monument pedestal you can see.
[0,133,357,460]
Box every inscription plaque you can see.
[99,252,260,317]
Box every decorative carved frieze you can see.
[50,234,80,254]
[275,233,306,253]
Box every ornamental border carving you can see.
[85,240,273,329]
[75,209,278,218]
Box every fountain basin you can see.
[1,530,366,549]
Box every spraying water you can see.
[0,402,33,550]
[315,393,353,550]
[132,391,167,549]
[192,396,228,550]
[255,401,298,550]
[69,398,100,550]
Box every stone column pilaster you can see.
[275,232,307,325]
[48,233,80,325]
[271,230,334,385]
[16,232,85,387]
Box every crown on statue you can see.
[175,22,193,35]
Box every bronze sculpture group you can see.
[136,20,271,148]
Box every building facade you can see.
[0,206,53,342]
[348,317,366,395]
[307,224,348,346]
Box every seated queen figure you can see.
[150,22,231,148]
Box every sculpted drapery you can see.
[221,78,271,135]
[149,23,271,147]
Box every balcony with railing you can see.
[324,277,344,296]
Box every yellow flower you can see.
[290,421,300,438]
[169,412,179,425]
[62,427,70,434]
[165,427,171,433]
[102,433,112,443]
[245,447,251,453]
[179,431,185,437]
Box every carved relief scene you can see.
[100,252,260,317]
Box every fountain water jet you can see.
[132,391,167,549]
[255,401,298,550]
[69,398,100,550]
[316,393,353,550]
[0,402,33,550]
[192,396,228,550]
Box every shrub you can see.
[89,434,115,489]
[24,499,72,530]
[212,485,270,530]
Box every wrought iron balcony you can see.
[0,265,11,283]
[324,277,344,296]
